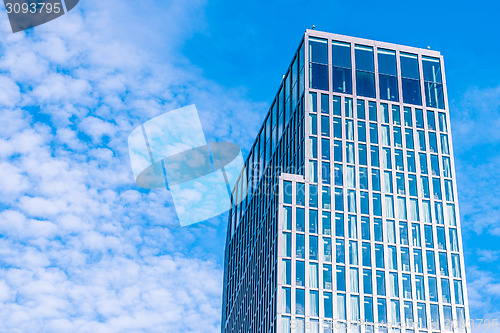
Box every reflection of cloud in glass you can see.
[128,105,244,226]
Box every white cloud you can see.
[448,83,500,329]
[0,163,29,199]
[32,73,93,105]
[451,86,500,236]
[452,86,500,146]
[0,0,266,331]
[79,116,117,144]
[466,267,500,323]
[457,155,500,235]
[0,49,49,82]
[0,210,57,240]
[477,249,500,263]
[0,76,20,107]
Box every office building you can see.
[222,29,469,333]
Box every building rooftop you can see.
[306,29,442,58]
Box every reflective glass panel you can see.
[355,45,375,98]
[337,266,346,291]
[332,41,352,94]
[422,56,444,109]
[400,53,421,105]
[363,269,373,294]
[378,49,398,101]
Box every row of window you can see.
[309,128,450,169]
[306,164,454,205]
[307,159,453,207]
[281,286,465,330]
[308,132,451,171]
[311,122,448,155]
[282,207,460,250]
[339,165,449,197]
[308,122,450,155]
[280,300,467,332]
[309,38,445,109]
[308,142,453,181]
[283,181,457,225]
[308,115,451,158]
[309,93,449,132]
[282,232,462,277]
[282,258,462,299]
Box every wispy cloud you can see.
[451,85,500,325]
[477,249,500,263]
[451,85,500,235]
[466,267,500,322]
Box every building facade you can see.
[222,30,470,333]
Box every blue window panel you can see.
[336,266,346,291]
[402,78,422,106]
[355,45,374,71]
[332,41,351,68]
[332,67,352,94]
[309,37,328,64]
[310,63,329,91]
[423,56,444,109]
[378,50,399,101]
[356,71,376,98]
[401,52,420,79]
[379,74,398,101]
[401,53,422,105]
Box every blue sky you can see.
[0,0,498,332]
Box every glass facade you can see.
[222,30,469,333]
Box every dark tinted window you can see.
[309,38,328,64]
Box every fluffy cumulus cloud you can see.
[0,0,265,332]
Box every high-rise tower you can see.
[222,30,469,333]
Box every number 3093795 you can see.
[5,2,62,14]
